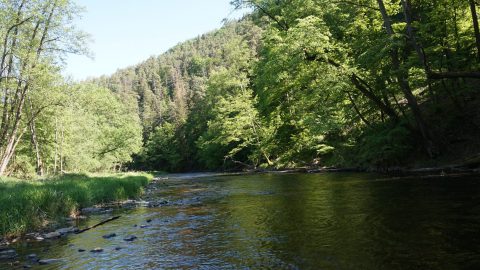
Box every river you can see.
[3,172,480,269]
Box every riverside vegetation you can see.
[1,173,153,238]
[1,0,480,238]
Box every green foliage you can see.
[7,0,479,174]
[0,172,153,237]
[59,84,143,172]
[356,124,414,168]
[137,122,182,172]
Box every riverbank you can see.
[0,173,153,240]
[234,158,480,178]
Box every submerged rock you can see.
[43,232,61,239]
[140,225,150,228]
[78,249,86,252]
[56,227,78,235]
[102,233,117,239]
[90,248,103,253]
[114,247,123,251]
[123,235,137,242]
[0,249,17,260]
[34,235,45,241]
[26,254,38,262]
[38,259,62,265]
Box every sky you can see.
[64,0,248,80]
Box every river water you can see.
[3,172,480,269]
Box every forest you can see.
[1,0,480,177]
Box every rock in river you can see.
[43,231,61,239]
[0,249,17,260]
[56,227,78,235]
[38,259,62,265]
[90,248,104,253]
[26,253,38,262]
[123,235,137,242]
[102,233,117,239]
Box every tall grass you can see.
[0,172,153,238]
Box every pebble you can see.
[123,235,137,242]
[43,232,61,239]
[56,227,78,235]
[26,254,38,262]
[38,259,62,265]
[35,236,45,241]
[0,249,17,260]
[102,233,117,239]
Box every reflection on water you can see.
[4,173,480,269]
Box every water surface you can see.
[4,173,480,269]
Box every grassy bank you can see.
[0,172,153,238]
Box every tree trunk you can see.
[29,117,44,176]
[304,50,400,121]
[469,0,480,61]
[377,0,437,157]
[60,124,64,173]
[349,74,399,121]
[54,117,58,174]
[401,0,430,73]
[347,91,371,126]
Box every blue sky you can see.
[64,0,247,80]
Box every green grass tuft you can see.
[0,172,153,238]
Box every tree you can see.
[0,0,88,175]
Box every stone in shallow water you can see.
[0,249,17,260]
[102,233,117,239]
[26,253,38,262]
[35,236,44,241]
[78,249,86,252]
[90,248,103,253]
[56,227,78,235]
[114,247,123,251]
[123,235,137,242]
[38,259,62,265]
[43,232,61,239]
[140,225,150,228]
